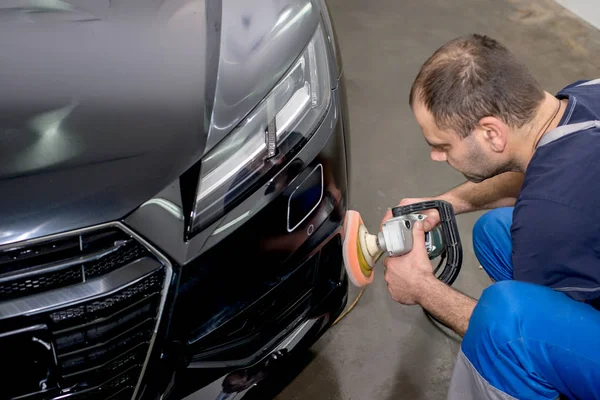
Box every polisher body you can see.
[342,211,446,287]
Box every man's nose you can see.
[430,149,447,162]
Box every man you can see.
[382,34,600,399]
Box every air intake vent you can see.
[0,224,171,400]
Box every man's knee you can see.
[472,207,514,281]
[461,281,594,399]
[472,208,512,251]
[462,281,529,365]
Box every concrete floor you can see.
[269,0,600,398]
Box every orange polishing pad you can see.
[342,210,375,287]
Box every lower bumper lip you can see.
[187,316,322,399]
[188,317,319,370]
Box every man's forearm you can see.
[438,172,524,214]
[417,277,477,337]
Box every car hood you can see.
[0,0,319,246]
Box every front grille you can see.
[0,229,149,303]
[50,272,163,324]
[85,243,148,279]
[0,224,170,400]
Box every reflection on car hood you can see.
[0,0,207,245]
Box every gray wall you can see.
[556,0,600,30]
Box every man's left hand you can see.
[383,221,436,305]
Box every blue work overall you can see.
[447,111,600,397]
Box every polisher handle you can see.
[391,200,463,285]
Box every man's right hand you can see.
[380,197,441,232]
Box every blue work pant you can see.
[447,207,600,400]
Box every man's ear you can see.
[478,116,508,152]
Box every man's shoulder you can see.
[558,79,600,95]
[521,126,600,210]
[557,79,600,111]
[559,79,592,92]
[519,79,600,210]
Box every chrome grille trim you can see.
[0,239,133,283]
[0,257,159,320]
[116,222,173,400]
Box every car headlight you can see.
[189,24,332,233]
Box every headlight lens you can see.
[190,25,332,233]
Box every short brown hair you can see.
[409,34,545,137]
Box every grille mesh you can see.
[0,265,82,301]
[86,242,148,279]
[0,229,147,302]
[50,271,163,323]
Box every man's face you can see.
[412,101,509,183]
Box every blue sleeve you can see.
[511,199,600,301]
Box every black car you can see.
[0,0,350,398]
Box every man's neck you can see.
[512,92,568,172]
